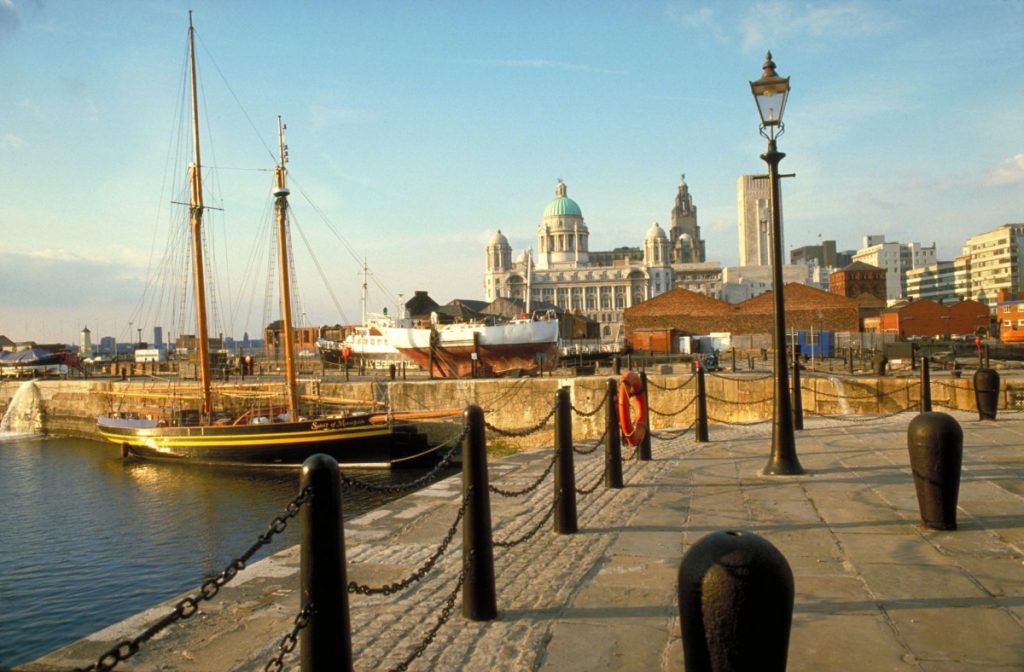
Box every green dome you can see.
[543,179,582,218]
[543,196,582,218]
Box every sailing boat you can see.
[97,15,428,467]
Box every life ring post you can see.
[696,366,709,442]
[617,370,648,449]
[638,372,652,461]
[604,377,623,489]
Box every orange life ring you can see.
[617,370,648,446]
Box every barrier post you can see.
[678,530,794,672]
[605,378,623,489]
[791,355,804,431]
[554,387,579,534]
[907,412,963,530]
[462,405,497,620]
[695,366,709,443]
[638,372,653,460]
[300,454,353,672]
[920,355,932,412]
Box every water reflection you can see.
[0,435,452,668]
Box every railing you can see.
[72,362,1003,671]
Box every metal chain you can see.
[574,467,605,495]
[389,565,466,672]
[342,433,463,494]
[263,603,315,672]
[646,373,696,390]
[621,444,639,462]
[572,425,609,455]
[651,419,697,441]
[805,406,912,422]
[709,371,773,380]
[705,413,772,426]
[648,395,697,417]
[571,393,608,417]
[348,492,468,596]
[493,498,557,548]
[704,392,771,405]
[75,486,314,672]
[485,402,558,437]
[489,452,557,497]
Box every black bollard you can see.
[604,378,623,489]
[973,368,1000,420]
[678,530,794,672]
[300,454,353,671]
[462,405,497,620]
[791,354,804,431]
[638,372,653,460]
[613,355,621,375]
[872,353,888,376]
[907,412,963,530]
[847,348,854,375]
[389,364,396,380]
[984,344,990,369]
[554,388,579,534]
[920,355,932,413]
[695,366,709,443]
[731,347,736,372]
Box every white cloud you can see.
[740,1,896,51]
[984,154,1024,186]
[1,133,24,149]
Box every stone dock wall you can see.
[0,369,1004,450]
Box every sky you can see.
[1,0,1022,345]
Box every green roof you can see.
[543,196,582,218]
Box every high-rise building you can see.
[852,235,936,302]
[954,223,1024,307]
[737,175,775,266]
[906,261,956,304]
[79,326,93,357]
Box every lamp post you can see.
[751,51,804,475]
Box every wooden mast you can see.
[274,117,300,421]
[187,11,213,418]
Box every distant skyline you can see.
[1,1,1021,344]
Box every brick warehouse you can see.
[623,283,860,344]
[879,298,991,338]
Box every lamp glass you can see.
[751,78,789,127]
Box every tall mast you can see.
[187,11,213,418]
[361,258,368,325]
[274,116,300,421]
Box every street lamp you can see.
[751,51,804,475]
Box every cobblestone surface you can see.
[21,409,1024,671]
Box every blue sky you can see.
[1,0,1021,345]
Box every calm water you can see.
[0,434,450,668]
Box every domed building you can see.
[484,177,720,342]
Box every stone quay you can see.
[14,398,1023,671]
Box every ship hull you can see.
[387,320,560,378]
[97,415,430,468]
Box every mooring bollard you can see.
[462,405,497,620]
[791,354,804,431]
[300,454,354,671]
[604,378,623,489]
[554,387,579,534]
[872,353,888,376]
[973,367,1000,420]
[920,355,932,412]
[695,365,709,443]
[678,530,794,672]
[638,372,653,460]
[389,364,396,380]
[847,348,854,375]
[907,412,963,530]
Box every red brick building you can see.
[830,261,886,301]
[878,298,990,338]
[264,321,319,359]
[623,283,859,343]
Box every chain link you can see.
[574,467,606,496]
[342,430,464,494]
[709,371,773,381]
[646,373,696,390]
[389,566,466,672]
[648,395,697,417]
[75,486,314,672]
[571,393,608,417]
[489,452,557,497]
[484,402,558,437]
[704,392,771,405]
[348,491,468,596]
[705,413,772,426]
[493,498,557,548]
[572,424,609,455]
[263,603,315,672]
